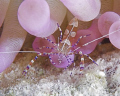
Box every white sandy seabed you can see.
[0,45,120,96]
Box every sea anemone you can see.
[0,0,120,74]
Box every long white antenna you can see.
[73,28,120,52]
[0,51,40,54]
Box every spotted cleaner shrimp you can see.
[22,17,100,75]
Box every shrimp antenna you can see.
[0,51,40,54]
[73,28,120,52]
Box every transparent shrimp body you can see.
[49,17,78,68]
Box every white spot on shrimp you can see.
[69,18,78,27]
[71,32,76,37]
[81,58,84,61]
[65,29,69,35]
[61,39,71,46]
